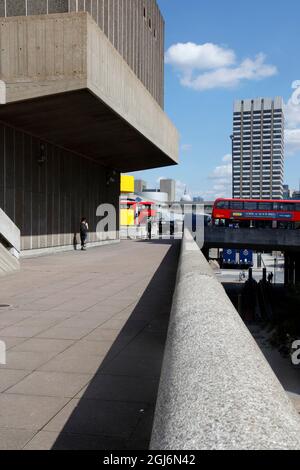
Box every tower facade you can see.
[232,97,284,199]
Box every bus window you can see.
[295,204,300,211]
[258,202,273,210]
[244,202,258,210]
[230,201,244,210]
[216,201,229,209]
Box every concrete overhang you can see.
[0,12,179,172]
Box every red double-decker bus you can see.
[212,198,300,229]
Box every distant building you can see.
[291,190,300,200]
[142,191,169,204]
[283,184,291,200]
[193,197,204,203]
[232,97,284,200]
[134,180,147,194]
[160,179,176,203]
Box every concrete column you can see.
[284,252,297,286]
[295,253,300,284]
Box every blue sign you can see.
[232,211,292,219]
[223,249,237,264]
[239,249,253,265]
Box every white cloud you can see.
[204,154,232,199]
[285,129,300,154]
[284,82,300,154]
[165,42,236,71]
[165,41,277,91]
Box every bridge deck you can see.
[0,240,180,450]
[204,226,300,252]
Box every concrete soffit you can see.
[0,12,179,171]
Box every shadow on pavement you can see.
[52,240,180,450]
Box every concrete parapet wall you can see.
[150,230,300,450]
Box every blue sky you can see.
[130,0,300,200]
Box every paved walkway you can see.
[0,240,180,450]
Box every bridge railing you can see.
[150,229,300,450]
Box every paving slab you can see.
[23,430,126,451]
[6,371,92,398]
[44,398,148,439]
[0,428,36,450]
[0,370,30,393]
[0,240,180,450]
[0,394,68,430]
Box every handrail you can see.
[0,208,20,258]
[150,229,300,450]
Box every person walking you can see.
[80,217,89,251]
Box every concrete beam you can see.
[151,229,300,450]
[204,226,300,253]
[0,12,178,172]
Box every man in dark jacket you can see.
[80,217,89,251]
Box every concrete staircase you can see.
[0,208,20,276]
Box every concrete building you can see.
[283,184,291,200]
[0,1,178,254]
[291,190,300,200]
[160,179,176,203]
[141,190,169,204]
[134,179,147,194]
[232,97,284,200]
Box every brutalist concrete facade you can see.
[0,0,164,106]
[0,122,120,251]
[0,5,178,253]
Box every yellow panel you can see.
[121,175,134,193]
[120,209,135,226]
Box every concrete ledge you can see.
[0,208,20,254]
[21,238,120,259]
[150,229,300,450]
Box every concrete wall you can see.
[0,0,164,107]
[0,121,120,251]
[204,226,300,252]
[151,229,300,450]
[0,13,178,168]
[86,13,177,165]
